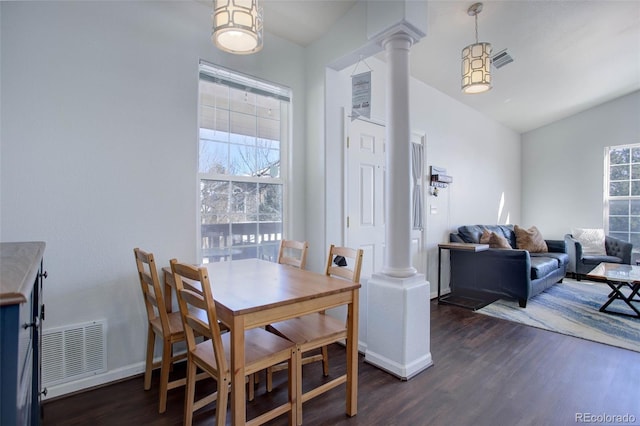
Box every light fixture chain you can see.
[475,13,479,43]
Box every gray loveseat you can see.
[449,225,569,307]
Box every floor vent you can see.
[42,320,107,386]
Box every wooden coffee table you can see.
[586,262,640,318]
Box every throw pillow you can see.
[480,229,512,249]
[572,228,606,255]
[514,225,548,253]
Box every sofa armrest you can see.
[545,239,566,253]
[449,233,465,243]
[564,234,582,274]
[605,236,633,264]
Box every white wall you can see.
[0,1,306,397]
[522,90,640,239]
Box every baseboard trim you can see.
[364,350,433,380]
[42,361,147,401]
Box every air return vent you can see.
[42,320,107,386]
[492,49,514,69]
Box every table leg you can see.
[230,316,246,425]
[601,280,640,318]
[437,247,442,302]
[346,288,359,417]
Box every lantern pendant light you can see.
[212,0,263,55]
[461,2,492,94]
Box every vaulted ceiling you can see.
[261,0,640,133]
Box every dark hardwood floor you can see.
[43,300,640,426]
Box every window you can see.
[604,144,640,250]
[198,62,290,263]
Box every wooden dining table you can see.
[163,258,360,425]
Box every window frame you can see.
[603,143,640,250]
[197,61,291,263]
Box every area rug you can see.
[476,279,640,352]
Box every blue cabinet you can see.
[1,242,46,426]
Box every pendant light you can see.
[461,2,492,94]
[212,0,263,55]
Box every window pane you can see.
[229,89,256,115]
[610,181,629,196]
[259,183,282,221]
[632,164,640,179]
[610,165,629,180]
[609,200,629,216]
[201,180,230,224]
[609,216,629,232]
[232,223,258,246]
[631,216,640,232]
[199,139,229,174]
[631,233,640,247]
[230,111,257,139]
[632,181,640,196]
[609,148,630,165]
[229,144,256,176]
[632,147,640,163]
[230,182,257,219]
[631,200,640,215]
[258,116,280,141]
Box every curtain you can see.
[411,142,424,230]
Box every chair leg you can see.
[266,366,274,392]
[183,357,197,426]
[158,339,172,413]
[321,346,329,376]
[216,375,228,426]
[144,327,155,391]
[248,373,255,401]
[295,348,303,426]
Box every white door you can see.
[346,118,386,280]
[346,118,425,280]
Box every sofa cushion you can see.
[531,251,569,267]
[515,225,548,253]
[480,229,512,249]
[572,228,606,255]
[530,257,558,279]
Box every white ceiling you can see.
[261,0,640,133]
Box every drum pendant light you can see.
[212,0,263,55]
[461,2,492,94]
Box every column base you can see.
[364,273,433,379]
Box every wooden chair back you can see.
[170,259,228,376]
[277,239,309,269]
[324,245,364,283]
[134,248,169,333]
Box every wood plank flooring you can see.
[42,300,640,426]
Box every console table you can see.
[437,242,490,310]
[0,242,47,425]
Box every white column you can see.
[364,30,432,379]
[381,33,417,279]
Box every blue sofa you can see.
[449,225,569,308]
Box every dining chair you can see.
[170,259,297,426]
[265,239,309,392]
[134,247,189,414]
[267,244,363,423]
[277,239,309,269]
